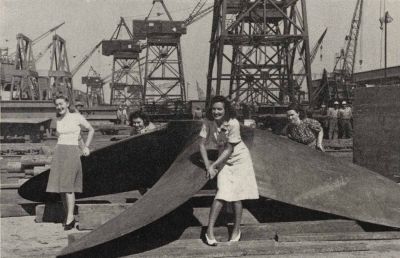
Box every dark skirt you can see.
[46,145,82,193]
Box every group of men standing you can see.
[326,101,353,139]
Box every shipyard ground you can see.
[2,216,400,258]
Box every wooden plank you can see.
[35,202,65,223]
[0,203,37,217]
[278,231,400,242]
[267,219,366,234]
[78,205,259,230]
[136,239,367,257]
[20,155,52,167]
[68,225,276,245]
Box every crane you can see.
[33,42,52,63]
[333,0,364,80]
[70,41,102,77]
[9,22,65,58]
[296,28,328,87]
[183,0,213,27]
[32,22,65,46]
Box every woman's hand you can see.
[82,146,91,156]
[206,165,218,179]
[316,144,325,152]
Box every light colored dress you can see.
[200,118,259,202]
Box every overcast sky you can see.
[1,0,399,101]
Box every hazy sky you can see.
[1,0,399,101]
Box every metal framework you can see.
[206,0,312,105]
[134,0,186,104]
[9,33,39,100]
[106,17,143,106]
[333,0,363,79]
[82,66,105,107]
[48,34,74,101]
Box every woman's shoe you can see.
[205,233,218,246]
[64,219,76,231]
[229,231,241,242]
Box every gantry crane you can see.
[4,23,65,100]
[206,0,313,105]
[133,0,213,105]
[48,34,74,101]
[104,17,143,106]
[8,34,39,100]
[82,66,105,107]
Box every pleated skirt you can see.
[46,144,82,193]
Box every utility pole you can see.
[380,11,393,79]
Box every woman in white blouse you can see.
[46,94,94,230]
[199,96,259,246]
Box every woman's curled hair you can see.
[129,110,150,126]
[205,95,236,121]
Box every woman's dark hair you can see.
[129,110,150,126]
[287,103,306,119]
[53,94,77,117]
[206,95,236,121]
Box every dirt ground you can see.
[1,216,76,258]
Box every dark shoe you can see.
[205,233,217,246]
[64,219,76,231]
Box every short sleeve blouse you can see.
[199,118,241,148]
[57,112,91,145]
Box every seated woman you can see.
[285,103,325,151]
[128,111,156,135]
[199,96,259,246]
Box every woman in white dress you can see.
[199,96,259,246]
[46,94,94,230]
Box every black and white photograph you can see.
[1,0,399,257]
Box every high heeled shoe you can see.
[205,233,218,246]
[229,231,241,242]
[64,219,76,231]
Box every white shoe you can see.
[205,233,218,246]
[229,231,241,242]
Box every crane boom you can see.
[33,42,52,63]
[71,41,102,77]
[296,28,328,86]
[333,0,363,78]
[32,22,65,46]
[183,0,213,27]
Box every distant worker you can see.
[129,111,156,135]
[46,94,94,231]
[338,101,353,138]
[284,104,325,151]
[327,101,340,140]
[116,105,125,125]
[193,106,203,120]
[199,96,259,246]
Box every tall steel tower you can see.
[133,0,186,104]
[9,34,39,100]
[48,34,74,101]
[104,17,143,106]
[206,0,312,105]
